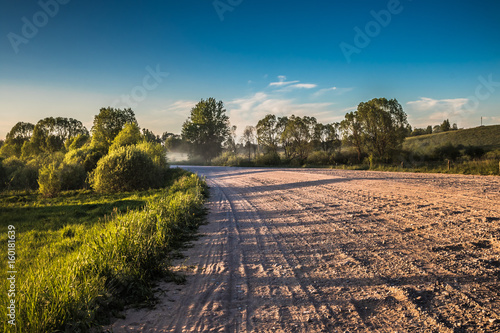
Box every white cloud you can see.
[226,92,342,137]
[406,97,473,128]
[289,83,317,89]
[313,87,354,97]
[268,75,300,87]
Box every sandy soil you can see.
[109,167,500,332]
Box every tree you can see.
[280,115,317,162]
[0,122,35,157]
[356,98,410,161]
[256,114,279,154]
[226,125,238,154]
[241,126,256,160]
[90,107,137,152]
[30,117,88,154]
[340,111,364,162]
[142,128,161,143]
[314,123,341,153]
[440,119,451,132]
[181,98,230,162]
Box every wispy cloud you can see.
[313,86,353,97]
[226,92,342,136]
[268,75,299,87]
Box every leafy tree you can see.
[181,98,230,162]
[90,107,137,152]
[356,98,410,161]
[314,123,341,153]
[280,115,317,162]
[440,119,451,132]
[340,111,364,162]
[241,126,256,160]
[426,125,433,134]
[142,128,161,143]
[256,114,279,154]
[0,122,35,157]
[225,125,238,154]
[30,117,88,154]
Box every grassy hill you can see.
[403,124,500,154]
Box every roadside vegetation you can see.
[0,108,208,332]
[177,97,499,175]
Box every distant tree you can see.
[256,114,279,154]
[452,123,458,131]
[411,128,427,136]
[142,128,161,143]
[226,125,238,153]
[90,107,137,152]
[314,123,341,153]
[440,119,451,132]
[426,125,433,134]
[340,111,364,162]
[181,98,230,162]
[356,98,410,161]
[30,117,88,154]
[433,125,441,133]
[241,126,256,160]
[280,115,317,162]
[1,122,35,157]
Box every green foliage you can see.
[0,122,34,158]
[181,98,230,162]
[211,151,246,166]
[2,156,39,190]
[135,141,168,168]
[30,117,89,154]
[65,133,90,151]
[90,107,137,152]
[109,123,142,151]
[38,161,87,197]
[0,174,207,332]
[91,145,166,193]
[306,150,331,165]
[256,114,279,154]
[255,152,281,166]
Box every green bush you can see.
[306,151,331,165]
[64,146,104,173]
[3,156,39,190]
[211,151,245,166]
[109,123,142,151]
[255,152,281,166]
[136,141,168,168]
[91,145,165,193]
[38,163,62,197]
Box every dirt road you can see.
[110,167,500,332]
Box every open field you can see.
[112,166,500,332]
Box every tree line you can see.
[181,97,413,165]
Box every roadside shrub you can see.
[433,143,462,161]
[136,141,168,168]
[91,145,165,193]
[211,152,245,166]
[306,151,331,165]
[255,152,281,166]
[464,146,485,159]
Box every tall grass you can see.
[1,173,207,332]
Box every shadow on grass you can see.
[0,200,146,232]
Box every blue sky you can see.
[1,0,499,138]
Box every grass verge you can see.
[1,170,208,332]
